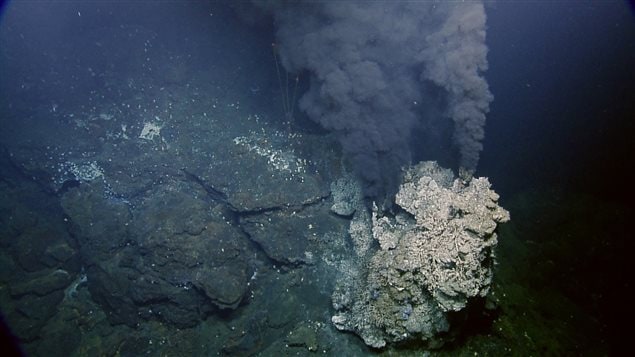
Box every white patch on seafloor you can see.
[139,121,163,140]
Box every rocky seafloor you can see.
[0,70,510,354]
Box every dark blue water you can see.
[482,1,635,198]
[481,2,634,354]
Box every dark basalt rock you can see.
[61,179,255,327]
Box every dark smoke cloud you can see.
[250,1,492,199]
[418,3,493,172]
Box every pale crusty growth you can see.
[332,161,509,348]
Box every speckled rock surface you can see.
[61,179,255,327]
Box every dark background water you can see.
[481,2,634,354]
[1,0,633,355]
[481,1,635,199]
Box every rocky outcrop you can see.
[61,179,255,327]
[331,161,509,348]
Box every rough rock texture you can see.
[0,151,81,343]
[241,202,339,265]
[330,176,362,217]
[0,11,353,355]
[331,161,509,348]
[60,179,255,327]
[330,175,373,257]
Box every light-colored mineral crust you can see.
[331,161,509,348]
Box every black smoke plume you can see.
[249,1,492,200]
